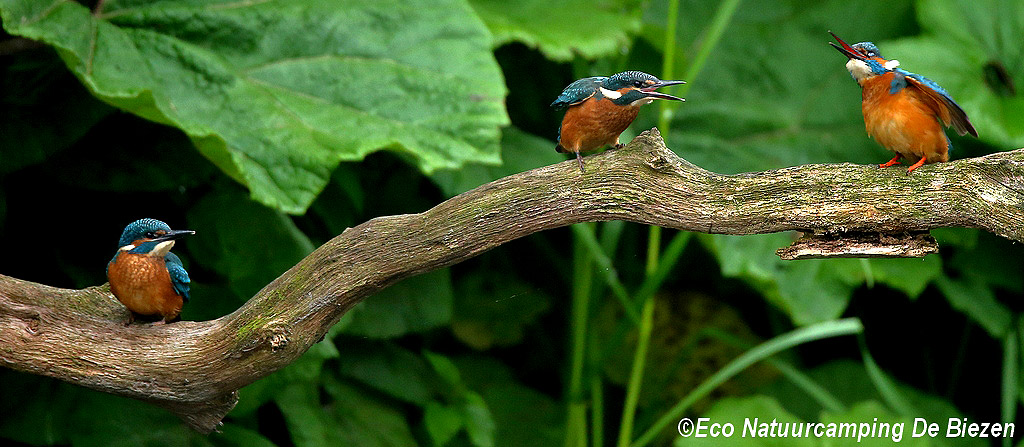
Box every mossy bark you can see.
[1,128,1022,433]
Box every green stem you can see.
[679,0,743,95]
[590,374,604,447]
[615,225,665,447]
[565,225,595,447]
[657,0,680,133]
[632,318,865,447]
[859,334,916,416]
[571,224,640,324]
[702,328,845,413]
[633,231,691,304]
[616,297,656,447]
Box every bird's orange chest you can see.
[107,253,182,320]
[858,74,948,162]
[560,98,641,152]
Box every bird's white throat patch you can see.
[152,240,176,257]
[845,59,873,80]
[599,87,622,99]
[846,58,900,81]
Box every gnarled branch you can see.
[1,129,1022,432]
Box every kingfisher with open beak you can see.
[829,31,977,174]
[551,71,685,173]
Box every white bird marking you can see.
[599,87,622,99]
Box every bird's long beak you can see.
[152,229,195,242]
[828,31,866,61]
[641,79,686,101]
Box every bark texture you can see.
[1,129,1022,432]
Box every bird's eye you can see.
[144,231,157,239]
[633,80,645,88]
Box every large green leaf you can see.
[468,0,640,61]
[702,234,942,325]
[0,0,509,214]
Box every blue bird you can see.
[551,71,685,172]
[829,31,978,173]
[106,218,194,325]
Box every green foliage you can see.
[762,360,987,447]
[469,0,640,61]
[1,0,1021,446]
[451,266,551,350]
[425,351,497,447]
[0,0,509,214]
[883,0,1024,148]
[277,377,418,447]
[187,187,315,299]
[336,340,436,405]
[337,269,454,338]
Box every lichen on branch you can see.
[1,128,1022,432]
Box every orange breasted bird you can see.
[106,218,194,325]
[551,71,685,172]
[829,31,977,174]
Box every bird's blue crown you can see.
[851,42,882,58]
[117,218,172,247]
[603,71,660,90]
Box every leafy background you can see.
[1,0,1022,446]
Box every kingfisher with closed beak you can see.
[551,71,685,172]
[829,31,978,174]
[106,218,194,325]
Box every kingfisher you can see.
[829,31,977,174]
[106,218,194,325]
[551,71,685,172]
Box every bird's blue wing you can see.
[551,77,605,109]
[165,252,191,302]
[896,68,978,137]
[106,251,120,276]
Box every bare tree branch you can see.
[1,129,1022,432]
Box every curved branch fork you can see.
[1,129,1022,432]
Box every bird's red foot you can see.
[878,155,902,168]
[576,151,585,173]
[905,157,927,174]
[614,143,625,149]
